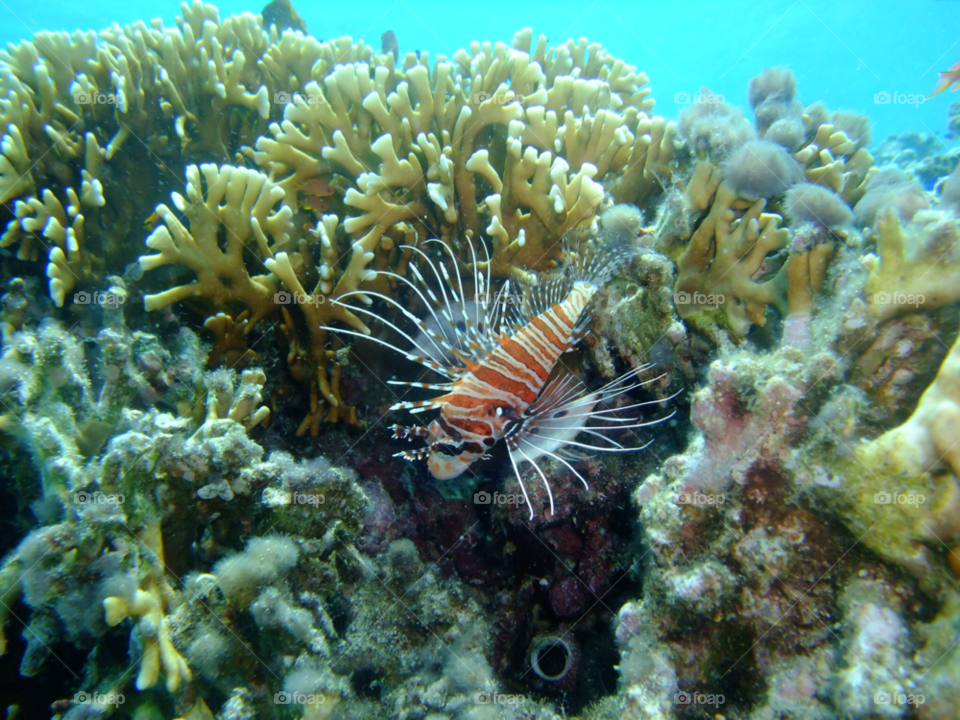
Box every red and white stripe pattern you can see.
[424,282,595,480]
[321,237,674,520]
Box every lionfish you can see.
[323,238,675,519]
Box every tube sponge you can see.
[722,139,804,199]
[941,165,960,212]
[853,169,929,226]
[784,183,853,228]
[599,204,644,248]
[764,118,806,152]
[213,535,299,601]
[748,67,797,108]
[748,67,803,133]
[678,97,755,161]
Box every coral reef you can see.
[3,3,960,720]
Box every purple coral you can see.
[722,139,805,199]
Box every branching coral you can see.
[102,523,192,692]
[793,114,875,206]
[673,177,790,337]
[862,208,960,322]
[814,323,960,585]
[138,162,291,320]
[254,27,670,283]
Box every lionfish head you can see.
[425,419,484,480]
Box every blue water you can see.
[2,0,958,144]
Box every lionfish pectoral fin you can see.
[391,424,429,440]
[394,448,428,462]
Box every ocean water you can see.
[3,1,960,718]
[3,0,959,140]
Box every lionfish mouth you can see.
[321,236,678,520]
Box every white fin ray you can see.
[327,291,464,373]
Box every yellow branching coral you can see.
[138,163,292,322]
[102,523,192,692]
[829,323,960,582]
[203,311,258,368]
[198,367,271,435]
[674,179,790,337]
[254,27,668,283]
[794,118,874,206]
[863,208,960,323]
[264,214,409,430]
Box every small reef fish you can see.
[928,60,960,99]
[261,0,306,33]
[299,178,335,212]
[143,210,161,232]
[323,240,675,519]
[382,30,399,62]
